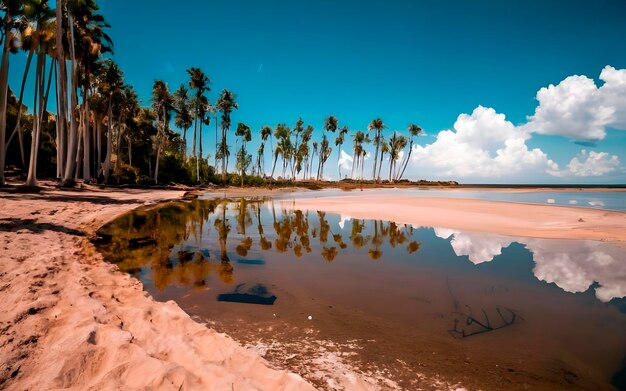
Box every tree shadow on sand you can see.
[0,218,85,236]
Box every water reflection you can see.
[434,228,626,302]
[96,198,424,291]
[95,198,625,303]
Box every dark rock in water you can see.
[217,283,276,305]
[128,236,157,249]
[235,258,265,265]
[183,191,199,200]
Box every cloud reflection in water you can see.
[434,228,625,302]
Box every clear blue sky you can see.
[10,0,626,183]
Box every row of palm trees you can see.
[0,0,423,186]
[227,116,423,182]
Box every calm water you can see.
[271,188,626,212]
[95,198,626,390]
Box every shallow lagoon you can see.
[96,197,626,390]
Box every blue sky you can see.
[10,0,626,183]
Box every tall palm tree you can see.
[398,123,423,180]
[215,88,237,181]
[173,84,192,161]
[309,141,318,180]
[23,0,55,187]
[351,130,365,179]
[388,132,407,182]
[73,0,112,181]
[318,115,338,180]
[335,125,348,179]
[270,123,289,179]
[378,140,389,181]
[368,118,387,182]
[151,79,173,184]
[257,125,271,176]
[0,0,24,185]
[57,0,111,184]
[98,59,123,182]
[317,135,332,181]
[290,117,304,180]
[299,124,313,179]
[186,67,211,181]
[235,122,251,187]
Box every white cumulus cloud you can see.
[523,66,626,140]
[566,150,620,177]
[411,106,559,179]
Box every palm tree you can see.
[98,59,123,182]
[335,125,348,179]
[23,0,56,187]
[59,0,111,184]
[235,122,251,187]
[318,115,338,180]
[187,67,211,181]
[388,132,407,182]
[299,124,313,179]
[151,79,173,184]
[368,118,387,182]
[271,123,289,179]
[397,123,423,181]
[173,84,192,160]
[72,0,113,181]
[317,135,332,181]
[309,141,318,180]
[257,125,272,176]
[290,118,304,180]
[215,88,237,181]
[0,0,24,185]
[378,140,389,181]
[351,130,365,179]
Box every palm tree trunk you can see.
[56,1,68,180]
[371,132,380,182]
[197,118,202,182]
[25,54,43,187]
[398,139,414,181]
[82,71,91,181]
[0,13,13,185]
[337,144,342,179]
[192,116,197,180]
[96,118,102,176]
[103,101,113,183]
[271,152,279,179]
[127,136,132,166]
[63,14,79,185]
[154,144,161,184]
[377,148,384,180]
[5,48,34,167]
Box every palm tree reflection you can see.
[95,198,421,291]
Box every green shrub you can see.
[113,164,139,184]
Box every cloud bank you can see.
[407,66,625,181]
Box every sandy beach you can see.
[1,186,625,390]
[287,193,626,245]
[0,186,316,391]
